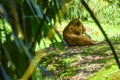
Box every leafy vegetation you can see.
[0,0,120,80]
[64,0,120,26]
[0,0,64,79]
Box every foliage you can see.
[0,0,64,79]
[64,0,120,25]
[63,0,87,20]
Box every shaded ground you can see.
[38,41,120,80]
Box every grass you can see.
[83,21,120,41]
[38,42,120,79]
[109,70,120,80]
[87,64,119,80]
[37,21,120,79]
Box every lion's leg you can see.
[63,34,102,46]
[76,35,98,46]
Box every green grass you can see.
[36,21,120,79]
[109,71,120,80]
[87,64,119,80]
[83,22,120,41]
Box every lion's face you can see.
[63,19,86,35]
[71,19,86,34]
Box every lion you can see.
[63,19,101,46]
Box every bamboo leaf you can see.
[0,65,10,80]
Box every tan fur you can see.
[63,19,100,46]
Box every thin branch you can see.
[80,0,120,69]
